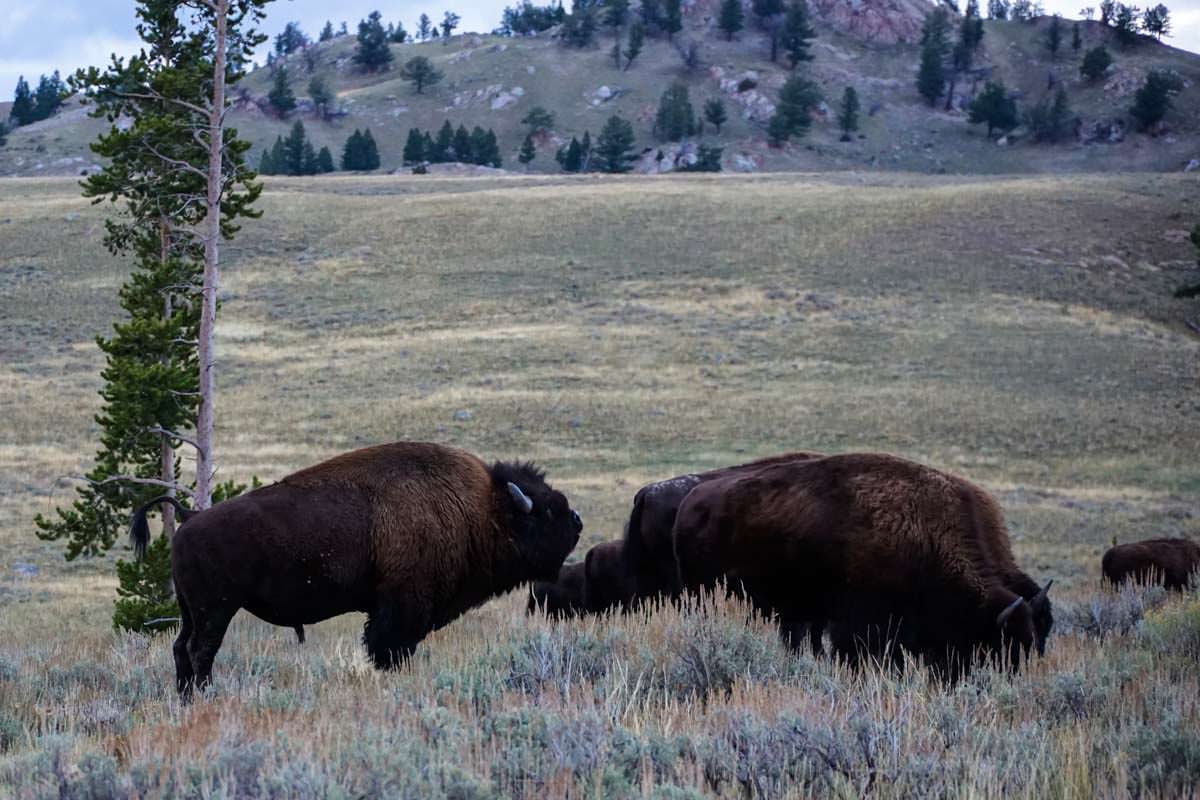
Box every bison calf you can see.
[129,442,583,700]
[1103,538,1200,591]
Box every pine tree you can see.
[477,128,502,167]
[768,74,820,144]
[317,145,336,172]
[1130,69,1183,131]
[704,97,727,133]
[31,71,67,122]
[1113,4,1139,47]
[664,0,683,40]
[400,56,443,93]
[1080,45,1112,81]
[342,129,365,169]
[1027,85,1072,143]
[838,86,860,140]
[625,23,645,69]
[300,140,318,175]
[1142,4,1170,40]
[404,127,426,164]
[269,136,287,173]
[275,21,308,55]
[354,11,394,72]
[519,133,537,165]
[606,0,630,30]
[1046,14,1062,59]
[422,131,436,161]
[522,106,556,134]
[434,120,454,161]
[719,0,745,40]
[389,21,408,43]
[418,14,433,40]
[917,9,950,106]
[258,147,275,175]
[452,124,473,162]
[10,76,35,126]
[654,82,696,141]
[469,126,489,164]
[308,75,334,119]
[268,65,297,116]
[781,0,815,68]
[361,128,381,169]
[559,136,584,171]
[641,0,664,29]
[752,0,787,61]
[964,0,985,49]
[441,11,461,39]
[36,0,265,573]
[968,80,1018,136]
[596,114,636,172]
[282,120,308,174]
[320,20,335,41]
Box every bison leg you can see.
[363,604,423,670]
[808,619,826,657]
[173,594,196,699]
[186,605,235,697]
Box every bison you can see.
[527,559,587,618]
[129,442,583,699]
[671,453,1052,677]
[1102,538,1200,590]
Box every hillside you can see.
[1,8,1198,176]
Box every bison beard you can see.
[128,442,583,700]
[671,453,1053,677]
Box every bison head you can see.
[493,461,582,581]
[992,590,1037,667]
[527,560,587,617]
[1029,580,1053,656]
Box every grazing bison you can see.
[1102,538,1200,590]
[527,559,587,618]
[129,442,583,699]
[671,453,1052,676]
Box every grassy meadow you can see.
[0,171,1199,797]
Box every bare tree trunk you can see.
[196,1,228,511]
[159,217,176,536]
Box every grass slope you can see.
[1,12,1199,177]
[0,172,1198,796]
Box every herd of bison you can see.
[127,441,1200,700]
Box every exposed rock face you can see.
[810,0,937,44]
[634,142,701,174]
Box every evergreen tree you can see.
[752,0,786,61]
[10,76,35,126]
[258,147,275,175]
[719,0,745,40]
[1027,86,1072,142]
[664,0,683,39]
[1072,21,1082,51]
[641,0,664,30]
[625,22,645,69]
[269,136,287,173]
[308,75,334,119]
[968,80,1018,136]
[275,21,309,55]
[422,131,436,161]
[522,106,556,134]
[606,0,630,30]
[767,74,820,144]
[781,0,815,68]
[1046,14,1062,59]
[434,120,454,161]
[1080,45,1112,80]
[452,124,473,162]
[917,9,951,106]
[654,82,696,141]
[37,0,265,570]
[317,145,336,172]
[320,20,336,41]
[418,13,433,40]
[442,11,462,39]
[390,20,409,43]
[301,140,319,175]
[361,129,381,169]
[595,114,636,172]
[559,136,584,171]
[354,11,394,72]
[268,65,297,116]
[400,56,443,93]
[679,143,723,171]
[704,97,727,133]
[1141,4,1170,40]
[1130,69,1183,131]
[282,119,307,174]
[469,126,489,164]
[838,86,860,140]
[404,127,426,164]
[519,133,537,164]
[342,129,365,169]
[964,0,985,48]
[1113,3,1139,46]
[480,129,502,167]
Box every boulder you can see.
[809,0,935,44]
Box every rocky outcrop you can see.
[809,0,937,44]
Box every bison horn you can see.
[995,596,1026,627]
[1031,580,1053,610]
[507,482,534,514]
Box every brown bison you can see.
[129,442,583,699]
[527,558,587,617]
[1102,538,1200,590]
[671,453,1052,676]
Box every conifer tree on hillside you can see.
[641,0,664,30]
[300,139,318,174]
[1080,44,1112,80]
[389,20,409,43]
[1027,85,1072,142]
[453,124,473,161]
[767,74,820,144]
[522,106,555,134]
[1046,14,1062,59]
[282,120,308,174]
[434,120,454,161]
[268,65,296,115]
[9,76,35,126]
[418,13,433,40]
[1141,4,1170,40]
[441,11,461,40]
[400,56,443,93]
[360,129,381,168]
[316,145,335,173]
[781,0,815,68]
[1130,69,1183,131]
[664,0,683,40]
[752,0,786,61]
[719,0,745,40]
[1113,3,1139,47]
[519,133,537,165]
[476,128,502,167]
[654,83,697,141]
[354,11,394,72]
[404,127,426,164]
[963,0,985,49]
[917,8,951,106]
[625,22,645,69]
[320,20,335,41]
[596,114,637,172]
[838,86,860,140]
[342,129,363,169]
[968,80,1018,136]
[275,21,308,55]
[606,0,630,31]
[308,75,334,120]
[558,136,584,171]
[704,97,727,133]
[32,72,67,122]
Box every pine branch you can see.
[146,426,203,451]
[67,474,196,498]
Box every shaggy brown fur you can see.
[672,453,1051,676]
[1102,538,1200,591]
[130,442,582,699]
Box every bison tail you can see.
[294,625,306,644]
[128,494,196,560]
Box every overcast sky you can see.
[2,0,1197,99]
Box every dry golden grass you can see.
[0,172,1198,797]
